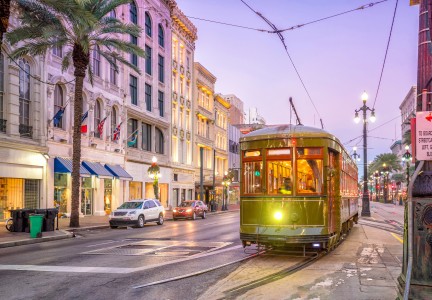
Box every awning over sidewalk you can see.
[104,164,133,181]
[54,157,91,177]
[82,161,113,179]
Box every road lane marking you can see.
[391,233,403,244]
[85,240,117,247]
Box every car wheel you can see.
[110,226,118,229]
[157,213,164,225]
[202,211,206,219]
[192,212,196,220]
[137,215,145,228]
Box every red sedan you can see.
[173,200,208,220]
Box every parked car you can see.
[109,199,164,229]
[173,200,208,220]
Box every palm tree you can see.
[368,153,402,203]
[7,0,145,227]
[0,0,12,46]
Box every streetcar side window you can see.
[243,161,263,194]
[267,148,292,195]
[296,147,323,195]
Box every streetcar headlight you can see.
[274,211,283,220]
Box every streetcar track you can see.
[358,220,403,235]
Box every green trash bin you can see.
[29,214,44,238]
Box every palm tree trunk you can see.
[0,0,11,47]
[70,44,89,227]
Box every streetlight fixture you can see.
[148,156,161,200]
[402,145,412,188]
[352,147,361,162]
[353,91,376,217]
[222,172,231,211]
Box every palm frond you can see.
[61,50,73,72]
[86,63,94,85]
[6,26,45,45]
[100,22,142,36]
[109,52,141,75]
[94,38,145,57]
[95,0,132,19]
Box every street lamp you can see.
[374,171,380,202]
[222,172,231,211]
[148,156,161,200]
[382,163,390,203]
[354,91,376,216]
[352,147,361,162]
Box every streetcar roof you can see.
[240,124,338,142]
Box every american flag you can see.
[97,116,107,137]
[112,122,122,141]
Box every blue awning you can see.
[54,157,91,177]
[104,164,133,181]
[82,161,113,179]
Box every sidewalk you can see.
[0,204,240,249]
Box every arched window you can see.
[130,2,137,24]
[19,58,31,137]
[155,127,164,154]
[145,12,152,37]
[54,84,64,129]
[111,106,117,141]
[94,100,102,138]
[0,53,4,132]
[158,24,164,47]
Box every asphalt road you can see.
[0,211,247,300]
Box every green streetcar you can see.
[240,124,359,251]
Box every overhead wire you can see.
[239,0,324,128]
[372,0,399,109]
[185,16,271,33]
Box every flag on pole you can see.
[127,130,138,147]
[97,116,107,137]
[112,122,122,141]
[81,110,89,133]
[53,107,65,126]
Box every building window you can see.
[155,127,164,154]
[145,83,152,111]
[158,24,164,47]
[53,84,64,129]
[19,58,31,138]
[130,35,138,66]
[0,53,4,131]
[172,103,177,125]
[94,100,102,138]
[158,91,164,117]
[158,55,164,83]
[52,45,62,58]
[130,1,137,24]
[142,122,151,151]
[145,45,152,75]
[145,12,152,37]
[127,118,138,148]
[130,75,138,105]
[111,106,117,141]
[172,136,178,162]
[92,48,100,76]
[110,61,117,85]
[185,110,190,131]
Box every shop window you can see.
[129,181,142,200]
[54,173,68,215]
[104,180,112,215]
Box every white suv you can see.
[109,199,165,229]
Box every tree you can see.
[7,0,145,227]
[368,153,402,203]
[0,0,11,46]
[403,130,411,146]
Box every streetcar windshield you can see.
[243,161,263,194]
[268,161,292,195]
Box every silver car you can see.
[109,199,165,228]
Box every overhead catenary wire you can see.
[372,0,399,109]
[240,0,324,129]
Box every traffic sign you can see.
[416,111,432,160]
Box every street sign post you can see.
[415,111,432,160]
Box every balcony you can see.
[19,124,33,138]
[0,119,6,133]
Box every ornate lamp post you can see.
[222,172,231,211]
[354,91,376,216]
[147,156,161,200]
[374,171,380,202]
[382,163,390,203]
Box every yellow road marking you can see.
[391,233,403,244]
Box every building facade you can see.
[169,3,197,207]
[399,86,416,144]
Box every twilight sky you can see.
[176,0,419,167]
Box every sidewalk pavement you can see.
[0,204,240,249]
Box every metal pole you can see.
[361,104,371,216]
[200,147,204,202]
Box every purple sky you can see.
[176,0,419,166]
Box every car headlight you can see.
[173,209,177,213]
[128,211,136,215]
[186,209,192,213]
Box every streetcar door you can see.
[328,150,338,232]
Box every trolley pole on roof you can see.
[289,97,302,125]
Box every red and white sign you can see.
[416,111,432,160]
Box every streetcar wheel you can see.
[157,213,164,225]
[137,215,145,228]
[202,211,206,219]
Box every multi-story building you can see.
[244,107,266,125]
[194,62,217,203]
[222,94,244,125]
[123,0,173,209]
[399,86,416,146]
[214,94,230,185]
[169,3,197,206]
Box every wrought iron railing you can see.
[0,119,6,133]
[19,124,33,138]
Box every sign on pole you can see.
[416,111,432,160]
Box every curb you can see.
[0,230,73,249]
